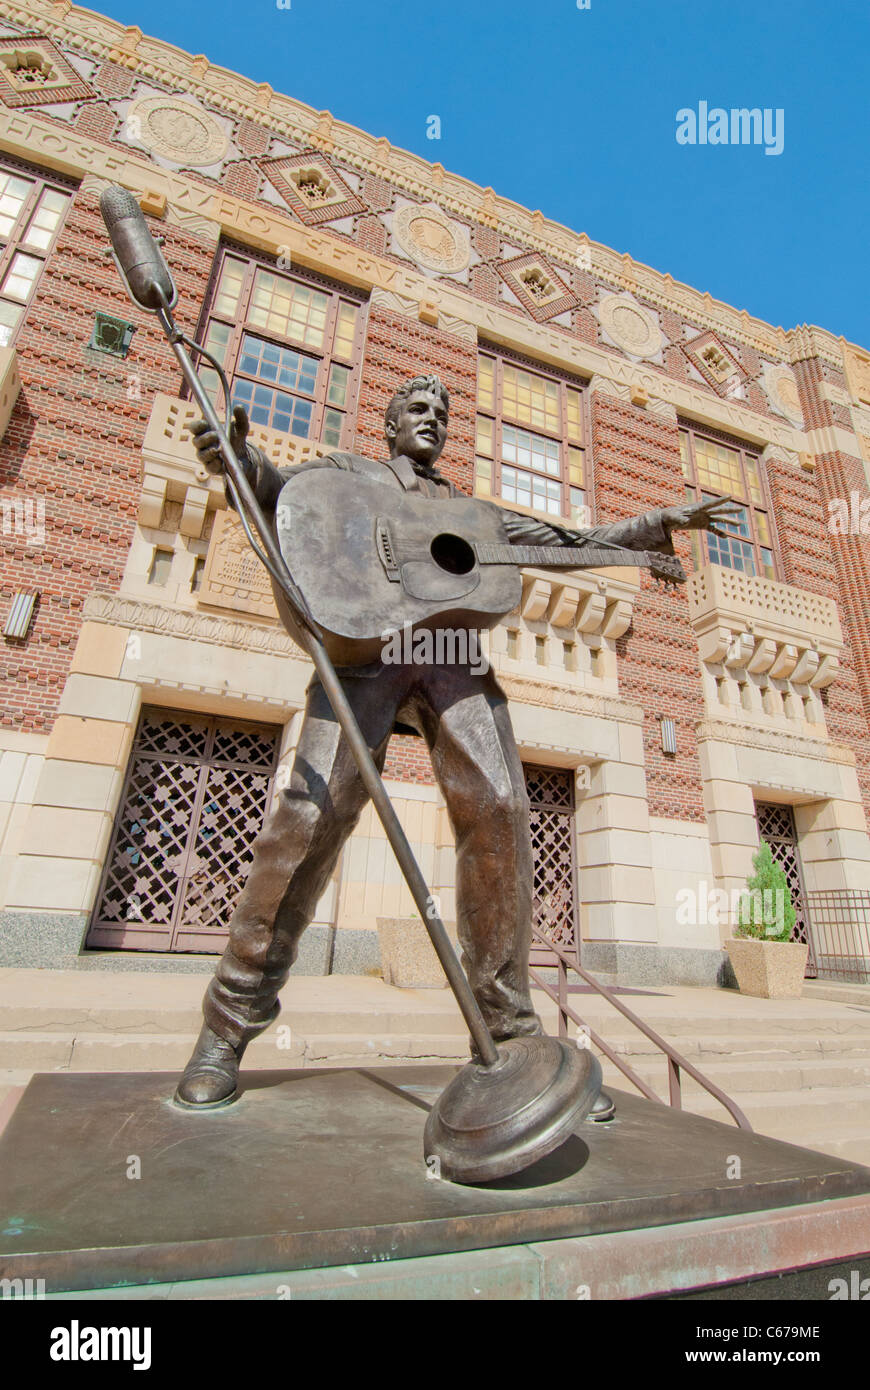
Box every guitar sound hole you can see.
[430,533,476,575]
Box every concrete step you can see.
[601,1053,870,1096]
[802,980,870,1008]
[799,1133,870,1166]
[592,1081,870,1167]
[7,995,870,1042]
[569,1012,870,1039]
[0,1002,471,1037]
[6,1026,870,1092]
[652,1083,870,1131]
[602,1032,870,1061]
[4,1020,870,1073]
[0,1030,473,1072]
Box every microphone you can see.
[99,185,177,312]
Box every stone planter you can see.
[376,916,456,989]
[726,936,809,999]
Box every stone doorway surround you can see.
[685,562,870,947]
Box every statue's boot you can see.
[174,1022,248,1108]
[588,1088,615,1122]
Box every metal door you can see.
[88,707,280,952]
[525,764,580,966]
[755,801,817,977]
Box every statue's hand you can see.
[661,496,743,538]
[190,404,252,477]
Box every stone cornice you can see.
[696,718,856,766]
[500,673,644,725]
[2,0,860,365]
[82,590,308,660]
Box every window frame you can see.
[0,155,75,348]
[474,344,592,527]
[193,242,367,450]
[679,421,780,580]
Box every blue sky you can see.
[90,0,867,345]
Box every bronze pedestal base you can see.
[2,1067,869,1295]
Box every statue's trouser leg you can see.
[202,675,397,1049]
[414,664,542,1045]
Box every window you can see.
[0,162,72,347]
[196,247,364,450]
[474,350,588,526]
[679,425,776,579]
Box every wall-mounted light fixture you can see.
[4,589,38,640]
[660,715,677,756]
[88,311,136,358]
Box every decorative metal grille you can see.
[754,801,816,976]
[88,707,280,953]
[526,764,579,961]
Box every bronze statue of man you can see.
[176,375,736,1106]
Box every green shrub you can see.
[734,841,796,942]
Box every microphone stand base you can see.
[423,1036,601,1185]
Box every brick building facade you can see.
[1,0,869,983]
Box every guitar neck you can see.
[475,543,652,570]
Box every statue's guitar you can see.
[274,470,685,665]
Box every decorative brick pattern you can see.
[571,305,598,345]
[766,444,870,825]
[0,31,96,108]
[356,214,387,257]
[221,160,260,201]
[93,60,135,100]
[0,195,215,731]
[72,100,116,141]
[260,152,366,225]
[495,251,579,323]
[469,264,499,304]
[234,114,271,159]
[593,390,706,821]
[383,735,434,785]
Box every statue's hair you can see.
[384,375,449,433]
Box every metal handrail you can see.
[529,926,752,1130]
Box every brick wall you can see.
[0,192,216,732]
[383,734,434,784]
[593,392,707,821]
[766,454,870,824]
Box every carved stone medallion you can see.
[762,364,804,427]
[128,95,228,167]
[842,345,870,407]
[393,202,470,273]
[597,293,662,360]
